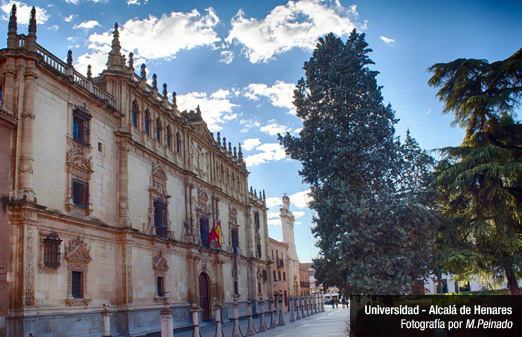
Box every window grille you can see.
[43,232,62,268]
[72,271,83,298]
[154,198,168,239]
[72,107,91,146]
[200,216,210,248]
[144,111,150,135]
[166,127,172,149]
[131,101,138,127]
[157,277,165,297]
[72,179,89,208]
[231,227,239,251]
[156,118,162,142]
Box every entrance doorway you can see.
[199,272,210,321]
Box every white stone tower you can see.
[279,194,300,296]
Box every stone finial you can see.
[263,190,266,200]
[152,74,158,89]
[233,146,237,158]
[29,7,36,34]
[254,189,257,197]
[107,23,125,70]
[140,64,146,79]
[163,83,168,97]
[217,132,221,144]
[8,4,16,33]
[228,142,232,153]
[222,137,226,148]
[67,50,73,66]
[87,65,92,79]
[128,52,134,69]
[172,91,177,107]
[250,186,253,194]
[238,144,243,160]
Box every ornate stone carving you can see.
[66,138,92,172]
[196,189,210,216]
[25,228,35,306]
[153,251,169,277]
[151,163,168,195]
[65,237,91,270]
[229,206,238,226]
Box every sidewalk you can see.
[169,306,348,337]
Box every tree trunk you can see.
[504,263,521,295]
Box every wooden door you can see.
[199,273,210,321]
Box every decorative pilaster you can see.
[18,64,37,201]
[116,134,131,226]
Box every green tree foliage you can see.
[279,31,437,295]
[429,48,522,295]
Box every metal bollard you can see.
[321,292,325,312]
[246,299,255,336]
[314,293,318,314]
[190,303,200,337]
[232,299,241,337]
[289,296,295,322]
[214,302,222,337]
[258,298,267,332]
[305,295,310,317]
[160,297,174,337]
[101,303,112,337]
[268,297,276,328]
[277,297,285,326]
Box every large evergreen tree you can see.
[429,49,522,295]
[279,31,436,295]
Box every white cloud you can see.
[65,0,107,4]
[1,2,49,25]
[239,119,261,133]
[219,50,235,64]
[287,190,312,208]
[293,211,306,219]
[47,24,59,31]
[226,0,360,63]
[260,121,291,136]
[244,81,295,112]
[265,197,281,208]
[127,0,148,5]
[64,14,76,22]
[425,108,431,115]
[268,218,281,226]
[73,20,100,30]
[244,143,287,167]
[379,36,395,44]
[76,8,221,75]
[242,138,261,151]
[177,90,238,132]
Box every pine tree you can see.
[279,31,436,295]
[429,49,522,295]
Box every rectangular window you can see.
[72,179,89,208]
[72,271,83,298]
[43,232,62,268]
[72,107,91,146]
[157,277,165,297]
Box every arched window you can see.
[131,100,139,127]
[156,118,162,142]
[144,110,150,135]
[176,132,181,153]
[166,126,172,149]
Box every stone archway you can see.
[198,272,210,321]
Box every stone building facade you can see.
[0,6,272,337]
[268,238,289,311]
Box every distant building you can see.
[302,262,318,294]
[269,238,289,310]
[0,6,272,337]
[299,263,310,295]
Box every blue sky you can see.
[1,0,520,263]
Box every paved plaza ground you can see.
[149,306,349,337]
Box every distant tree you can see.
[279,31,436,295]
[428,49,522,295]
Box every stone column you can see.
[268,297,276,328]
[101,304,112,337]
[277,297,285,326]
[258,298,266,332]
[190,303,200,337]
[117,134,131,226]
[288,296,295,322]
[246,299,255,336]
[214,301,222,337]
[295,295,301,320]
[321,292,325,312]
[18,62,37,201]
[314,293,318,314]
[300,296,305,318]
[305,295,310,316]
[160,298,174,337]
[232,299,240,337]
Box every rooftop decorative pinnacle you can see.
[106,22,125,71]
[7,4,17,48]
[29,7,36,34]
